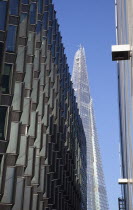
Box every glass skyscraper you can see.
[72,46,109,210]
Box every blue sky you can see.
[53,0,121,209]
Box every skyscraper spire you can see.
[72,46,109,210]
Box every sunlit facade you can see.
[72,46,108,210]
[115,0,133,209]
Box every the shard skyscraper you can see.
[72,46,109,210]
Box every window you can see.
[0,106,8,140]
[0,154,3,177]
[47,28,52,45]
[29,3,36,25]
[22,0,29,4]
[9,0,19,16]
[36,21,41,42]
[38,0,43,14]
[44,0,49,6]
[6,25,17,52]
[51,43,55,57]
[49,4,53,21]
[0,42,4,67]
[36,21,42,34]
[1,64,12,94]
[27,32,34,55]
[19,13,28,37]
[42,12,48,30]
[0,2,7,30]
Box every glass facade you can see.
[0,1,87,209]
[72,46,109,210]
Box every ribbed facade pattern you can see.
[0,1,87,210]
[72,47,108,210]
[115,0,133,209]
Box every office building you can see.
[112,0,133,209]
[72,46,108,210]
[0,0,87,209]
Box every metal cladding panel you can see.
[28,111,37,137]
[31,79,39,104]
[34,123,42,149]
[24,64,33,89]
[19,13,28,37]
[1,167,15,203]
[27,32,35,56]
[39,64,45,85]
[116,0,133,209]
[32,194,38,210]
[6,122,19,154]
[24,147,34,176]
[16,46,25,73]
[21,98,30,125]
[16,136,27,166]
[31,156,40,185]
[12,178,24,210]
[34,50,40,71]
[12,82,22,111]
[37,92,44,116]
[23,187,32,210]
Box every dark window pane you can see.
[49,4,53,21]
[22,0,29,4]
[9,0,19,15]
[36,21,42,34]
[44,0,49,6]
[1,64,12,94]
[0,2,7,30]
[0,42,4,68]
[43,12,48,30]
[51,43,55,57]
[29,3,36,24]
[6,25,17,52]
[38,0,43,14]
[47,28,52,45]
[0,106,8,140]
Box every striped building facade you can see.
[0,0,87,209]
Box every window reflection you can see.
[19,13,28,37]
[1,64,12,94]
[38,0,43,14]
[0,106,8,140]
[49,4,53,21]
[36,21,42,34]
[9,0,19,15]
[22,0,29,4]
[6,25,17,52]
[29,3,36,24]
[45,0,49,6]
[0,42,4,68]
[0,1,7,30]
[43,12,48,30]
[47,28,52,45]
